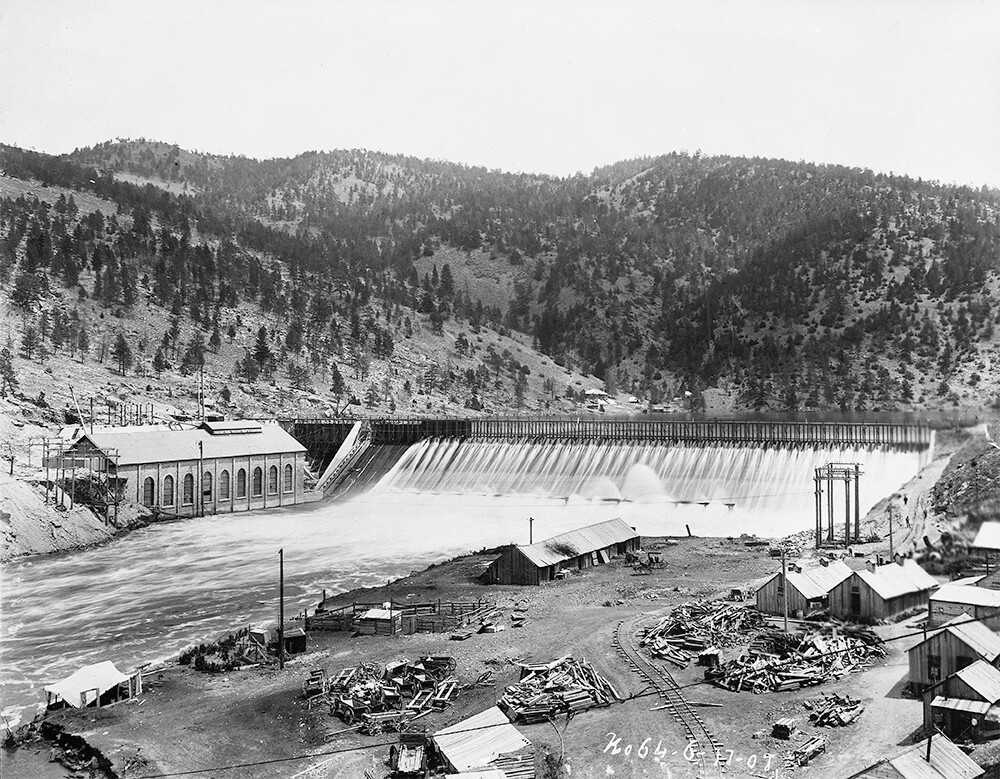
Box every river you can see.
[0,441,924,729]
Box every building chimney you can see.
[866,559,877,574]
[819,558,829,567]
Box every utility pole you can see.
[782,550,789,634]
[278,548,285,671]
[198,440,204,518]
[889,502,894,559]
[528,517,534,544]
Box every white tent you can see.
[44,661,131,708]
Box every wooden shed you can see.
[829,559,938,623]
[925,660,1000,742]
[930,584,1000,630]
[908,616,1000,695]
[357,608,401,636]
[755,559,852,617]
[484,519,640,586]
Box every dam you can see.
[286,416,933,537]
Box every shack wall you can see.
[930,599,1000,630]
[755,574,809,617]
[908,631,995,694]
[486,547,541,586]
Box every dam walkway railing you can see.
[284,416,932,448]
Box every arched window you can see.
[202,471,213,502]
[283,463,293,493]
[163,475,175,507]
[183,473,194,505]
[268,465,278,495]
[219,470,230,500]
[252,467,263,497]
[142,477,155,506]
[237,468,247,498]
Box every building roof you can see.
[973,523,1000,552]
[433,706,530,773]
[44,661,130,707]
[932,616,1000,662]
[359,608,397,620]
[780,560,853,600]
[856,559,938,601]
[515,519,638,568]
[887,734,984,779]
[930,696,992,715]
[70,421,305,466]
[954,660,1000,704]
[933,584,1000,610]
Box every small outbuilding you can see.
[974,523,1000,553]
[908,616,1000,695]
[755,559,853,618]
[484,519,640,585]
[357,607,402,636]
[44,661,141,709]
[930,584,1000,630]
[925,660,1000,742]
[828,559,938,623]
[432,706,533,775]
[850,732,983,778]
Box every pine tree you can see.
[111,333,133,375]
[153,348,169,374]
[253,326,274,376]
[20,325,39,360]
[0,348,18,396]
[329,363,345,401]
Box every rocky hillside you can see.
[3,141,1000,414]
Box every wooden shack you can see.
[484,518,640,586]
[908,616,1000,695]
[829,559,938,623]
[357,607,401,636]
[930,584,1000,630]
[925,660,1000,742]
[755,559,852,617]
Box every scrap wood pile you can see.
[498,656,621,724]
[804,693,864,726]
[706,625,885,693]
[326,656,460,733]
[640,601,767,665]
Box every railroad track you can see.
[614,616,724,776]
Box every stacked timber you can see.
[705,625,885,693]
[640,601,767,667]
[498,656,621,724]
[805,693,864,726]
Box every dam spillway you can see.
[286,417,932,532]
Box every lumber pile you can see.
[498,656,621,724]
[791,735,826,766]
[705,625,885,693]
[640,601,767,667]
[805,693,864,726]
[328,656,461,730]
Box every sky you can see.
[1,0,999,187]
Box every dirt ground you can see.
[8,534,931,779]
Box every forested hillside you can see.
[3,140,999,414]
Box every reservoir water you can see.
[1,439,924,728]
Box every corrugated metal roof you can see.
[933,584,1000,609]
[70,422,305,466]
[930,696,992,715]
[889,734,984,779]
[516,519,638,568]
[974,523,1000,552]
[785,560,853,600]
[938,617,1000,661]
[955,660,1000,704]
[434,706,530,773]
[857,560,938,601]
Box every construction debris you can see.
[804,693,864,726]
[705,624,885,693]
[321,656,460,733]
[772,718,796,739]
[791,735,826,766]
[639,601,767,667]
[498,656,621,724]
